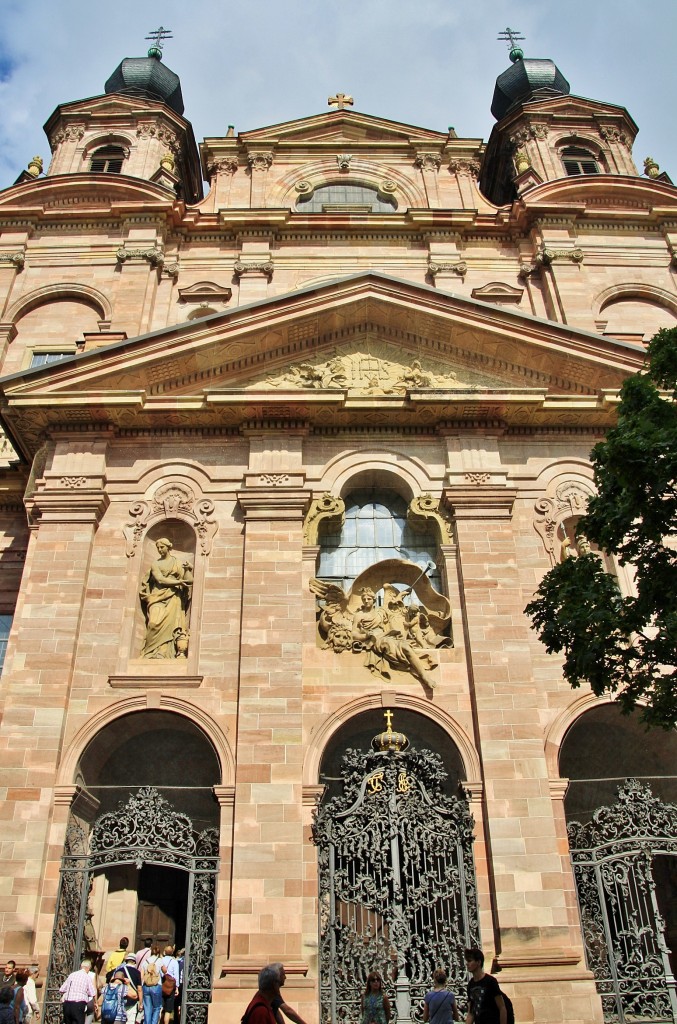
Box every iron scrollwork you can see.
[568,779,677,1023]
[313,743,479,1024]
[45,789,219,1024]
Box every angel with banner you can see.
[310,561,452,691]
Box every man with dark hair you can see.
[464,949,507,1024]
[241,965,281,1024]
[1,964,15,988]
[105,941,130,977]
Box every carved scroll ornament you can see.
[124,482,218,556]
[534,478,595,565]
[407,493,453,544]
[303,492,345,545]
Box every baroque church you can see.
[0,28,676,1024]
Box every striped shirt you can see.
[59,969,96,1003]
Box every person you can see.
[353,587,437,690]
[135,940,153,974]
[12,972,29,1024]
[423,969,460,1024]
[156,948,179,1024]
[241,965,280,1024]
[105,941,130,978]
[141,944,162,1024]
[59,960,96,1024]
[0,988,16,1024]
[118,956,142,1024]
[139,539,192,660]
[23,968,40,1021]
[1,968,15,991]
[464,949,507,1024]
[360,972,391,1024]
[99,970,131,1024]
[268,964,308,1024]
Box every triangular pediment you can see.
[0,273,645,458]
[238,109,449,147]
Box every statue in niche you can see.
[310,560,452,691]
[139,537,193,659]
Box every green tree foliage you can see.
[526,327,677,729]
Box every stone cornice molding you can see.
[28,488,110,525]
[442,486,516,520]
[237,488,310,521]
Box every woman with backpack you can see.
[141,946,163,1024]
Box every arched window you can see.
[317,488,442,592]
[561,145,600,176]
[89,145,126,173]
[297,183,397,213]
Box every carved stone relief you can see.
[534,478,595,565]
[139,535,193,660]
[407,493,453,544]
[310,561,452,691]
[303,492,345,545]
[123,481,218,557]
[264,347,468,394]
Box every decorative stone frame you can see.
[80,133,134,168]
[554,134,609,176]
[272,159,425,210]
[533,471,596,566]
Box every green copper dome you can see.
[104,51,184,115]
[491,55,570,120]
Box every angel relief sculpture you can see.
[310,560,453,691]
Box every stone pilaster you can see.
[222,475,310,990]
[112,222,166,337]
[0,432,110,956]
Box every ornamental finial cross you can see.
[384,709,394,733]
[497,27,525,50]
[145,26,173,52]
[328,92,354,110]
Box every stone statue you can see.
[310,565,452,690]
[139,537,193,659]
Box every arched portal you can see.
[46,712,221,1024]
[313,708,478,1024]
[560,704,677,1024]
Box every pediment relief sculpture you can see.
[310,559,453,691]
[263,345,475,394]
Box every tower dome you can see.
[104,48,184,115]
[491,51,570,121]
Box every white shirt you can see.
[157,957,180,990]
[24,977,39,1014]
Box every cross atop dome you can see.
[145,25,173,59]
[497,26,525,63]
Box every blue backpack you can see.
[101,983,122,1023]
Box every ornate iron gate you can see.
[568,778,677,1023]
[45,788,219,1024]
[312,722,479,1024]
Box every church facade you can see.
[0,37,676,1024]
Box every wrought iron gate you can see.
[568,778,677,1023]
[45,788,219,1024]
[312,723,479,1024]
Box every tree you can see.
[526,326,677,729]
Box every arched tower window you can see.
[297,183,397,213]
[561,145,600,176]
[317,488,442,593]
[89,145,126,173]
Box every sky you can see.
[0,0,675,192]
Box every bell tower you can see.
[43,27,202,203]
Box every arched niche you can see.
[559,702,677,824]
[135,519,196,661]
[600,296,677,344]
[8,297,104,374]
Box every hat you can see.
[124,954,136,962]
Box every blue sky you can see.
[0,0,675,191]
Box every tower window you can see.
[89,146,126,173]
[561,146,600,176]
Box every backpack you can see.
[142,960,160,987]
[101,983,122,1023]
[500,991,515,1024]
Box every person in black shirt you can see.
[464,949,506,1024]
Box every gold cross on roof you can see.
[328,92,354,110]
[384,709,394,733]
